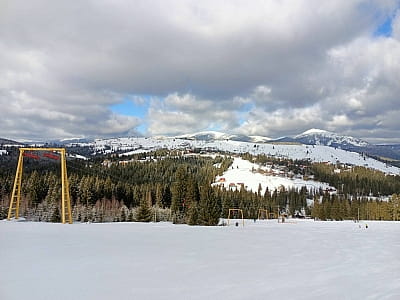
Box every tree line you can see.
[1,149,399,224]
[311,193,400,221]
[311,163,400,196]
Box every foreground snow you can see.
[1,219,399,300]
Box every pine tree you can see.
[127,209,134,222]
[155,184,163,208]
[50,205,61,223]
[79,176,94,206]
[198,186,221,226]
[184,177,200,223]
[136,191,152,222]
[170,166,187,214]
[311,195,321,220]
[390,194,400,221]
[153,185,163,222]
[27,171,41,207]
[329,195,337,220]
[185,177,200,207]
[187,201,199,225]
[163,186,172,208]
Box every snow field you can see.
[213,157,333,194]
[87,137,400,175]
[1,220,400,300]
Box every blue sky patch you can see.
[110,96,153,134]
[374,15,394,37]
[111,97,149,118]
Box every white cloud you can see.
[392,9,400,39]
[347,98,364,110]
[236,104,324,137]
[327,115,354,129]
[0,0,399,142]
[147,93,240,135]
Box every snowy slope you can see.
[75,137,400,175]
[213,157,334,194]
[249,135,271,143]
[1,220,400,300]
[174,131,271,142]
[295,128,369,147]
[0,137,22,145]
[172,129,368,147]
[175,130,229,140]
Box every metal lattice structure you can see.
[7,148,72,224]
[257,209,269,220]
[227,208,244,226]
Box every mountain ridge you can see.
[293,128,369,147]
[174,130,271,143]
[0,138,24,145]
[2,129,400,162]
[170,128,370,148]
[165,129,400,162]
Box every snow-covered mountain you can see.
[57,137,94,144]
[287,129,400,161]
[0,138,23,145]
[175,131,271,143]
[172,129,369,148]
[39,128,371,148]
[66,136,400,174]
[294,129,369,148]
[175,131,230,141]
[4,128,400,164]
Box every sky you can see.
[1,0,400,143]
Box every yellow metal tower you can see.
[7,148,73,224]
[227,208,244,226]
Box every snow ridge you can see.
[172,131,271,143]
[72,137,400,175]
[295,128,369,147]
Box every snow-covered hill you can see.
[0,137,24,146]
[37,129,398,161]
[174,131,271,143]
[213,157,335,194]
[73,137,400,175]
[169,128,368,148]
[294,128,369,147]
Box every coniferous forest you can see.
[0,147,399,225]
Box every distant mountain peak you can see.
[296,128,330,137]
[294,128,369,147]
[174,131,271,143]
[175,131,227,140]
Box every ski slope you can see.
[1,220,399,300]
[213,157,334,194]
[80,137,400,175]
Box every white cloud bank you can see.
[0,1,399,142]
